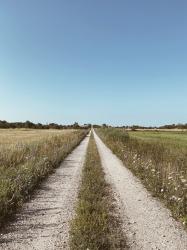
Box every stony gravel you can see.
[94,130,187,250]
[0,133,90,250]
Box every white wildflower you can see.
[170,195,177,201]
[181,179,186,183]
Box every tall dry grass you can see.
[97,128,187,226]
[0,129,88,226]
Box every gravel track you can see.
[0,133,90,250]
[94,130,187,250]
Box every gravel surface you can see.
[94,130,187,250]
[0,133,90,250]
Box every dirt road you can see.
[0,133,90,250]
[1,130,186,250]
[94,130,187,250]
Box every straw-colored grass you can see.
[0,128,74,145]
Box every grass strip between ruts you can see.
[70,133,127,250]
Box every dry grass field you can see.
[0,129,74,145]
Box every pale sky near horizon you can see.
[0,0,187,126]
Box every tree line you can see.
[0,120,186,130]
[0,120,91,129]
[93,123,187,130]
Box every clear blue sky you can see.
[0,0,186,126]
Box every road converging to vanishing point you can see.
[0,130,187,250]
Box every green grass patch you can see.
[70,134,126,250]
[97,128,187,227]
[129,130,187,149]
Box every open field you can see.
[97,128,187,226]
[0,129,88,226]
[129,130,187,148]
[126,128,187,132]
[0,129,74,145]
